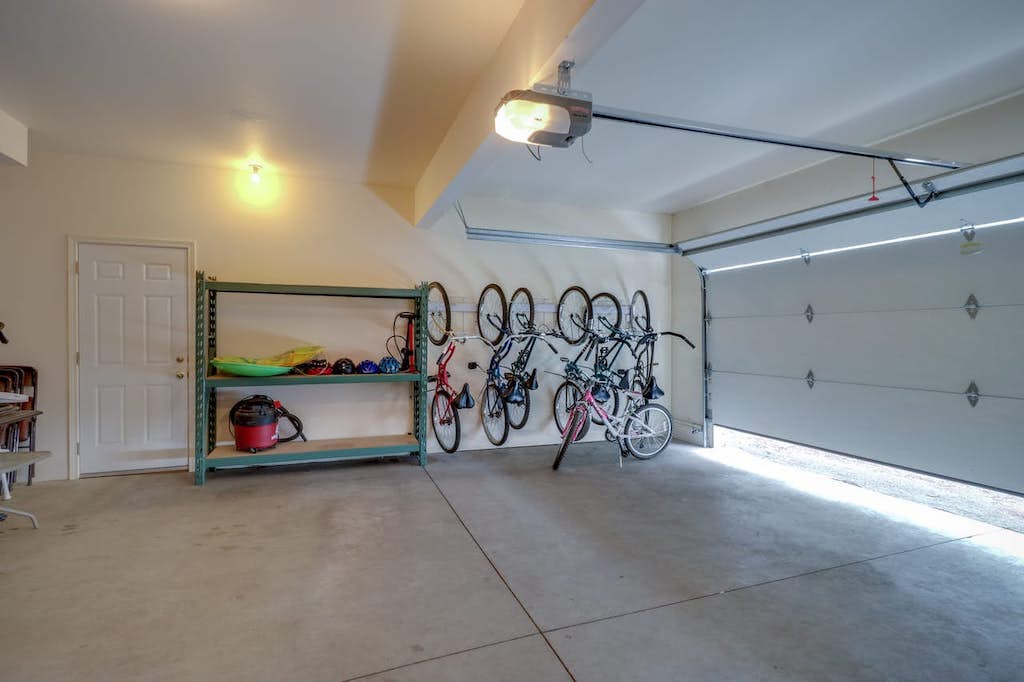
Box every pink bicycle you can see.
[552,377,673,470]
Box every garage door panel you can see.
[713,372,1024,493]
[708,229,1024,318]
[694,180,1024,272]
[710,307,1024,396]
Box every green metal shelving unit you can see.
[193,273,429,485]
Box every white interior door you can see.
[77,243,189,474]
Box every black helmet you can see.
[332,357,355,375]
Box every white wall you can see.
[669,93,1024,445]
[0,150,674,480]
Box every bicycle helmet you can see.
[295,358,331,375]
[332,358,356,375]
[379,356,401,374]
[357,359,380,374]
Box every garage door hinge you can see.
[965,381,980,407]
[804,305,814,323]
[963,294,980,320]
[805,370,815,389]
[800,249,811,265]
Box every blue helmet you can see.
[357,359,380,374]
[379,356,401,374]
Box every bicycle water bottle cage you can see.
[644,377,665,400]
[593,385,612,403]
[455,383,476,409]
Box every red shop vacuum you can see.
[228,395,306,452]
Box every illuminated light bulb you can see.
[249,163,262,185]
[494,98,569,143]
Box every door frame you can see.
[67,236,197,480]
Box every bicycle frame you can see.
[430,341,459,418]
[562,382,652,444]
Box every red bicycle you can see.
[429,339,475,453]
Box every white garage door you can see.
[696,181,1024,494]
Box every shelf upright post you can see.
[194,271,207,485]
[415,282,429,466]
[204,281,218,484]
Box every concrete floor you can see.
[2,442,1022,681]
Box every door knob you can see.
[176,371,186,379]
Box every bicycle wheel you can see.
[427,282,451,346]
[508,287,535,334]
[590,292,622,331]
[553,381,590,439]
[552,407,586,470]
[630,290,653,333]
[477,283,508,345]
[481,383,510,445]
[623,403,673,459]
[633,342,655,395]
[431,390,460,453]
[506,385,531,430]
[557,286,592,344]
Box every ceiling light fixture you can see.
[249,163,262,185]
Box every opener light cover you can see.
[494,89,592,148]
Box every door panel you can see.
[714,372,1024,493]
[78,243,189,473]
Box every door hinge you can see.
[75,351,80,365]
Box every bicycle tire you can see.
[431,390,460,453]
[553,408,586,471]
[624,403,673,459]
[481,383,510,445]
[553,381,590,440]
[507,386,531,430]
[427,282,451,346]
[477,283,508,345]
[557,285,592,345]
[630,290,653,333]
[590,292,622,331]
[509,287,535,334]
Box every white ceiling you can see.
[465,0,1024,214]
[0,0,523,186]
[3,0,1024,219]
